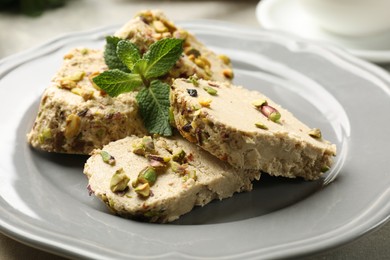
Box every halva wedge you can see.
[27,48,147,154]
[84,135,260,223]
[170,78,337,180]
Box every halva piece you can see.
[170,78,337,180]
[27,48,147,154]
[84,135,260,223]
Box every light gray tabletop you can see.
[0,0,389,259]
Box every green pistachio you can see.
[135,183,150,198]
[203,86,218,96]
[100,150,116,165]
[142,136,155,153]
[251,99,267,108]
[110,168,130,193]
[65,71,85,82]
[38,128,52,144]
[172,149,186,164]
[260,105,281,123]
[188,75,199,87]
[138,166,157,186]
[171,161,188,175]
[309,128,322,139]
[169,107,176,127]
[254,122,268,130]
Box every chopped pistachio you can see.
[71,87,83,96]
[194,58,206,69]
[65,71,85,82]
[171,161,188,175]
[64,114,81,139]
[147,154,170,169]
[80,48,89,55]
[260,105,281,123]
[59,79,77,90]
[321,165,330,172]
[142,136,155,153]
[153,20,168,33]
[252,99,267,108]
[185,47,201,58]
[138,166,157,185]
[132,136,155,155]
[147,154,171,163]
[218,54,231,65]
[188,75,199,87]
[255,122,268,130]
[100,150,115,165]
[38,128,52,144]
[110,168,130,193]
[309,128,322,139]
[172,149,186,164]
[168,107,176,127]
[135,183,150,198]
[132,140,145,155]
[203,86,218,96]
[198,97,212,107]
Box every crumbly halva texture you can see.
[114,10,233,82]
[84,135,260,223]
[170,78,337,180]
[27,48,147,154]
[27,10,232,154]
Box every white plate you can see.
[256,0,390,63]
[0,21,390,259]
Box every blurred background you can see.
[0,0,259,58]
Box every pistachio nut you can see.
[138,166,157,185]
[134,183,150,198]
[203,86,218,96]
[64,114,81,139]
[100,150,116,165]
[110,168,130,193]
[309,128,322,139]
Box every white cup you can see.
[300,0,390,36]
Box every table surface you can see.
[0,0,389,259]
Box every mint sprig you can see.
[93,37,184,136]
[136,80,172,136]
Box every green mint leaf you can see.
[132,59,149,76]
[136,80,172,136]
[93,69,142,97]
[116,40,141,70]
[104,36,130,72]
[143,38,184,79]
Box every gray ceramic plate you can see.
[0,21,389,259]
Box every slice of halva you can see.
[28,10,232,154]
[84,135,260,223]
[170,78,337,180]
[115,10,233,82]
[27,48,147,154]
